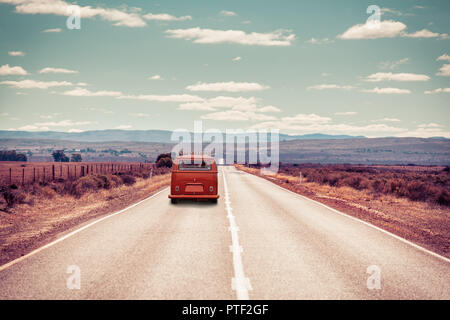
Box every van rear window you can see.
[178,159,212,171]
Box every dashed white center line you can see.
[222,166,252,300]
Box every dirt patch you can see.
[0,174,170,266]
[236,165,450,258]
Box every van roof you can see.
[175,155,215,161]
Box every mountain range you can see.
[0,130,367,143]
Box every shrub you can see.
[109,175,123,188]
[71,175,103,197]
[120,174,136,186]
[1,186,25,208]
[156,157,172,168]
[437,190,450,206]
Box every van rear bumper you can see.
[169,194,219,199]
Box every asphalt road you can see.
[0,166,448,299]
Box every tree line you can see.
[0,150,27,162]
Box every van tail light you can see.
[175,186,180,192]
[209,186,214,192]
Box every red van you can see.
[169,155,219,203]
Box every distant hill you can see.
[0,130,366,143]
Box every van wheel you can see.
[171,199,178,204]
[210,199,217,204]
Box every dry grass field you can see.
[236,164,450,258]
[0,167,170,265]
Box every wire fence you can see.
[0,162,157,187]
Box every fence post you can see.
[60,165,62,177]
[52,165,55,181]
[9,168,12,184]
[81,166,85,177]
[86,165,89,175]
[33,167,36,183]
[67,166,70,179]
[74,166,76,178]
[22,168,24,185]
[43,167,46,182]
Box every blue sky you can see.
[0,0,449,137]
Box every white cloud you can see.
[338,20,407,39]
[437,64,450,76]
[201,110,276,122]
[42,28,62,33]
[281,113,331,125]
[178,96,278,116]
[259,105,281,113]
[17,125,43,131]
[232,56,242,62]
[62,87,121,96]
[166,27,295,46]
[395,125,450,138]
[82,107,114,114]
[178,96,258,111]
[186,81,269,92]
[1,0,146,27]
[76,82,88,86]
[250,120,406,136]
[1,79,72,89]
[115,125,132,129]
[307,84,355,90]
[379,58,409,70]
[178,102,217,111]
[149,74,162,80]
[380,8,405,16]
[306,37,334,45]
[418,123,442,128]
[39,67,78,74]
[424,88,450,94]
[8,51,25,56]
[118,93,203,102]
[220,10,237,17]
[362,87,411,94]
[334,111,357,116]
[16,119,94,132]
[68,128,84,133]
[373,118,401,122]
[403,29,439,38]
[365,72,430,82]
[35,119,92,127]
[0,64,28,75]
[143,13,191,21]
[437,54,450,62]
[338,20,446,40]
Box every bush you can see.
[120,174,136,186]
[1,186,25,208]
[437,190,450,206]
[156,157,172,168]
[71,175,104,197]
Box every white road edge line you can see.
[222,167,252,300]
[242,168,450,264]
[0,187,170,272]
